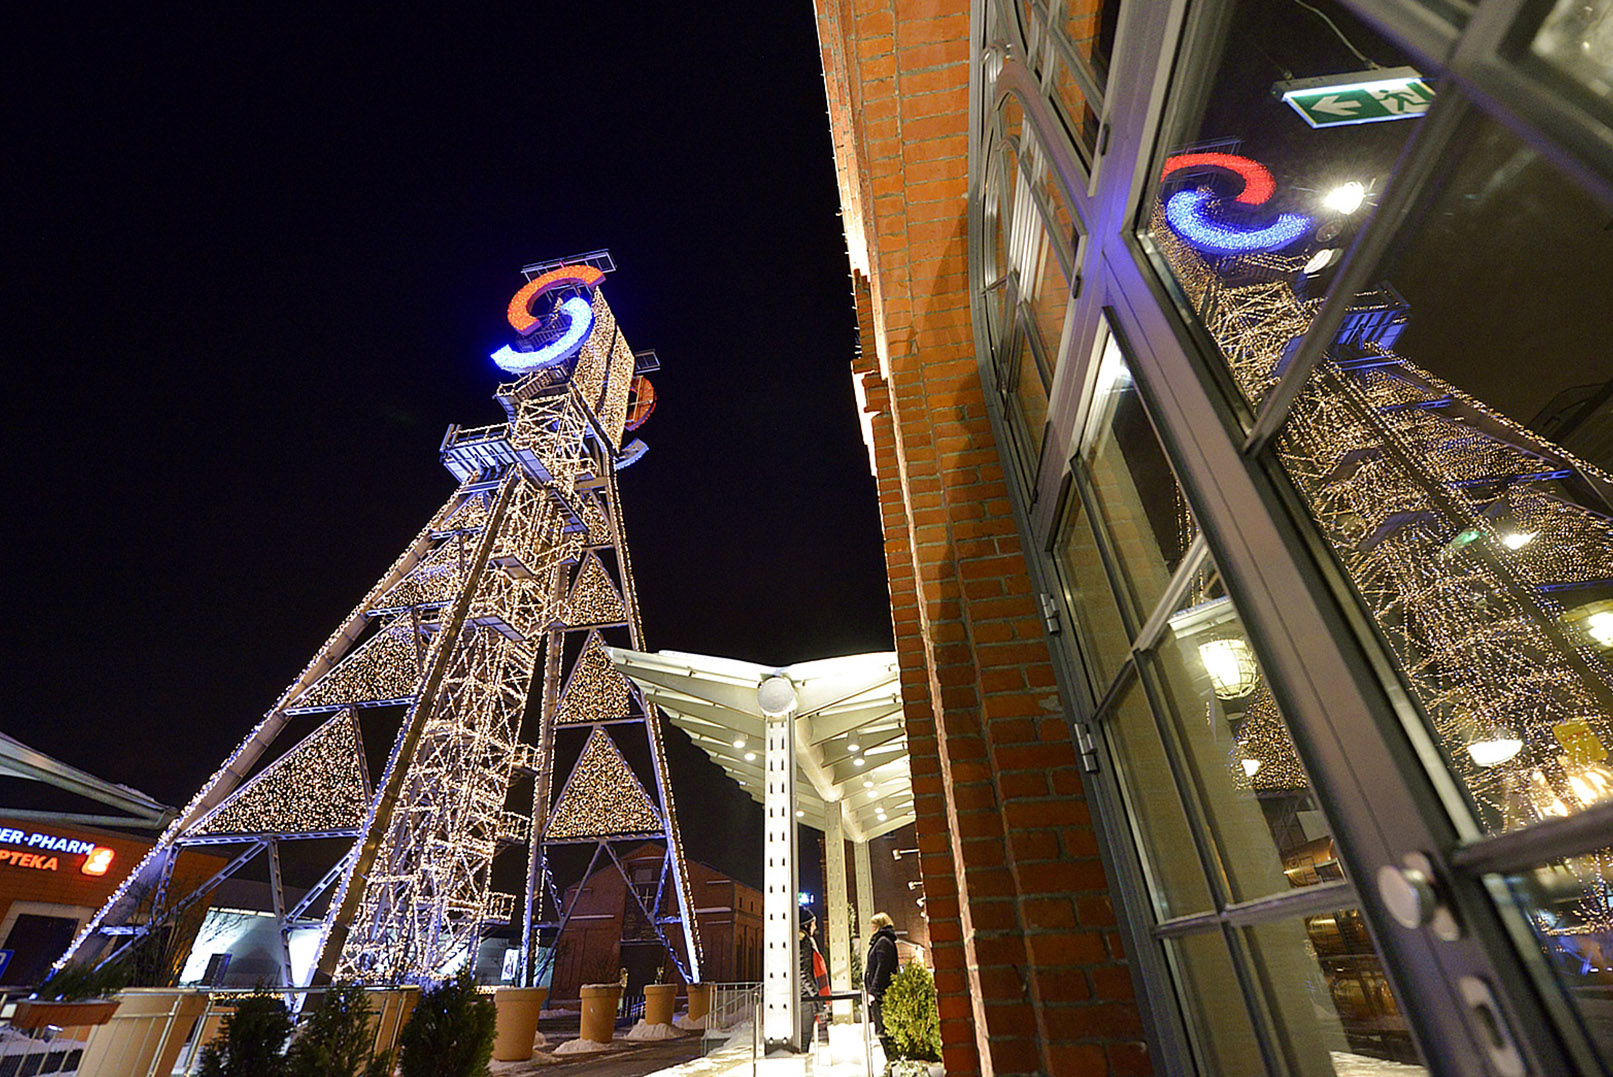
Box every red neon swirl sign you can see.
[1160,153,1276,205]
[507,265,607,336]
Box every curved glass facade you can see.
[971,0,1613,1071]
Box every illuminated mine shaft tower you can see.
[63,251,702,986]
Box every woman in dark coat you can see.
[799,909,830,1049]
[864,912,899,1050]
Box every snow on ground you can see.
[1330,1051,1428,1076]
[672,1012,705,1031]
[551,1036,619,1056]
[625,1019,682,1041]
[490,1051,564,1071]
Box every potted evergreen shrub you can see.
[397,970,496,1077]
[11,961,129,1031]
[881,962,942,1077]
[286,981,391,1077]
[196,993,294,1076]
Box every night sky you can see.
[8,8,893,890]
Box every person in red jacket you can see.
[798,908,831,1049]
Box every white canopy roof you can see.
[607,648,912,841]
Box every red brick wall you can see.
[813,5,1150,1075]
[551,843,762,999]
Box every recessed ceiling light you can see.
[732,737,746,748]
[744,751,756,762]
[1322,180,1366,215]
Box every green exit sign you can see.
[1278,67,1434,128]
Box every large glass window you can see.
[1056,324,1418,1073]
[1528,0,1613,118]
[1108,677,1218,919]
[1269,107,1613,846]
[1013,0,1122,157]
[984,81,1081,484]
[1054,488,1134,692]
[1505,847,1613,1058]
[1140,0,1425,409]
[1081,331,1196,620]
[1244,910,1421,1070]
[1151,563,1339,905]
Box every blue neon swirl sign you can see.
[491,296,596,374]
[1160,152,1313,257]
[1164,189,1312,256]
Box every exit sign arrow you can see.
[1277,67,1434,128]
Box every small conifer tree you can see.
[881,962,941,1063]
[286,981,376,1077]
[397,970,496,1077]
[197,994,294,1077]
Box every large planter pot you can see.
[492,986,548,1061]
[367,985,420,1059]
[578,984,622,1044]
[78,988,209,1077]
[10,998,120,1031]
[642,983,676,1026]
[684,983,711,1022]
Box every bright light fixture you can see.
[853,757,866,767]
[1500,530,1537,550]
[1466,724,1524,768]
[1240,757,1262,778]
[1302,248,1340,274]
[744,751,757,762]
[1322,181,1367,215]
[732,737,746,748]
[862,779,874,789]
[795,809,805,818]
[1586,610,1613,647]
[1198,638,1260,699]
[847,740,861,753]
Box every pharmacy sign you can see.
[1278,67,1434,128]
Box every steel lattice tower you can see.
[61,253,702,986]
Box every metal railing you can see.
[694,984,879,1076]
[0,985,417,1077]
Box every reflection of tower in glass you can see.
[1154,205,1613,934]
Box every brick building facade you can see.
[549,843,762,1003]
[813,5,1149,1074]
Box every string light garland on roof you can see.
[570,294,617,412]
[546,728,662,839]
[190,711,368,837]
[599,335,638,448]
[579,494,611,545]
[432,492,492,535]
